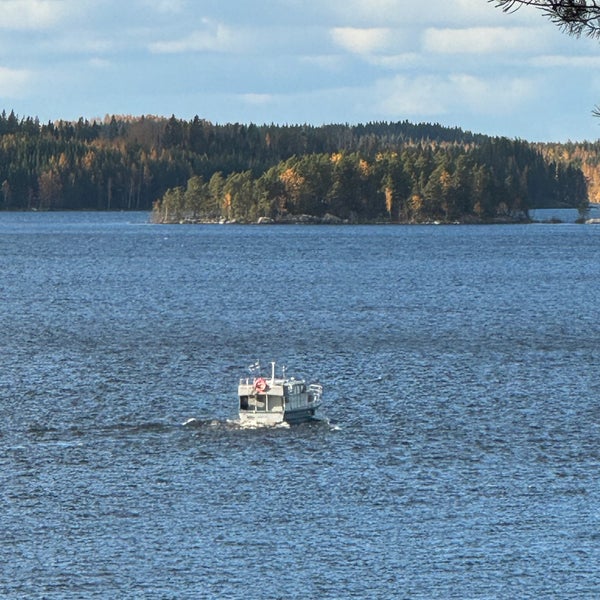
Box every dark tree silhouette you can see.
[492,1,600,38]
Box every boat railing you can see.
[309,383,323,401]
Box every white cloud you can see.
[330,27,393,55]
[0,0,594,141]
[325,0,431,26]
[88,57,112,69]
[47,35,118,55]
[0,66,32,96]
[332,0,407,24]
[449,73,535,113]
[323,0,511,28]
[241,93,273,106]
[376,76,446,116]
[424,26,545,54]
[0,0,69,30]
[530,55,600,68]
[140,0,186,13]
[374,73,536,117]
[299,54,345,71]
[366,52,422,69]
[149,19,239,53]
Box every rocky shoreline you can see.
[159,212,535,225]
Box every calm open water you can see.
[1,212,600,599]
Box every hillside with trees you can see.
[0,109,593,222]
[152,141,588,224]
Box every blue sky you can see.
[2,0,600,141]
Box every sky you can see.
[2,0,600,142]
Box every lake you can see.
[1,212,600,598]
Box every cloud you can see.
[0,0,68,30]
[330,27,393,55]
[45,35,118,56]
[375,75,448,116]
[530,55,600,68]
[374,73,535,117]
[299,54,345,71]
[241,93,273,106]
[325,0,433,26]
[0,66,32,96]
[424,26,545,54]
[329,1,405,25]
[323,0,510,28]
[366,52,422,69]
[148,19,239,53]
[88,58,112,69]
[449,73,535,113]
[0,0,593,142]
[140,0,186,13]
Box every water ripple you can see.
[1,215,600,598]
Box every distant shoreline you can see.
[154,214,592,226]
[2,207,596,225]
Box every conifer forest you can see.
[0,110,594,223]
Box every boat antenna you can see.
[248,360,261,375]
[270,361,275,384]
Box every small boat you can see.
[238,361,323,426]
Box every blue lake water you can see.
[1,212,600,598]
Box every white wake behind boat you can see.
[238,362,323,426]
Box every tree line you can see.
[151,140,588,224]
[0,109,591,220]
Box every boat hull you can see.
[239,404,320,427]
[282,406,319,424]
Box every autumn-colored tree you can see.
[376,152,411,222]
[0,111,589,218]
[279,165,307,214]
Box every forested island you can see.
[0,109,595,223]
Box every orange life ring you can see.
[254,377,268,393]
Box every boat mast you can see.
[270,361,276,384]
